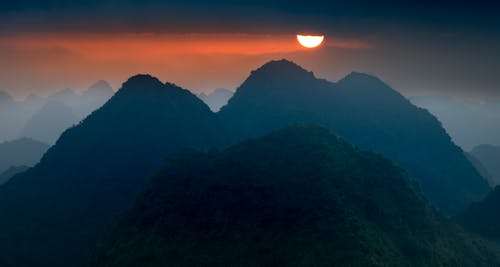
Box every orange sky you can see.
[0,33,371,98]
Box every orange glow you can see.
[0,33,371,97]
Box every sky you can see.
[1,0,499,99]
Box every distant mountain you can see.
[0,138,49,174]
[198,88,234,111]
[219,59,489,214]
[0,91,21,141]
[92,125,500,267]
[77,80,114,117]
[0,91,14,105]
[411,96,500,150]
[47,88,80,105]
[456,186,500,242]
[0,165,29,185]
[0,75,228,267]
[466,153,495,187]
[470,145,500,187]
[19,101,80,144]
[0,81,114,144]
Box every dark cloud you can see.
[1,1,499,35]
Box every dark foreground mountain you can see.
[470,144,500,187]
[456,186,500,242]
[0,138,49,174]
[219,59,489,214]
[92,125,499,267]
[0,75,227,267]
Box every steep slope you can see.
[456,186,500,242]
[19,101,80,144]
[470,144,500,187]
[0,75,228,267]
[219,59,489,214]
[0,138,49,174]
[198,88,234,111]
[92,125,499,267]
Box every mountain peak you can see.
[251,59,315,79]
[86,80,113,94]
[116,74,166,97]
[338,71,389,88]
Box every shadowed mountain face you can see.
[0,138,49,174]
[0,75,228,267]
[456,186,500,242]
[92,125,500,267]
[470,144,500,187]
[219,59,489,214]
[198,88,234,112]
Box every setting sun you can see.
[297,35,325,48]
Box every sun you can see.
[297,35,325,48]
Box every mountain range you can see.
[0,60,494,266]
[219,59,489,214]
[0,80,114,144]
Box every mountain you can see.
[219,59,489,214]
[0,165,29,185]
[198,88,234,111]
[19,101,81,144]
[0,75,228,267]
[92,125,500,267]
[47,88,80,105]
[0,91,14,105]
[411,96,500,150]
[77,80,115,117]
[0,138,49,174]
[0,82,113,144]
[0,91,21,141]
[456,186,500,242]
[466,153,494,187]
[470,144,500,187]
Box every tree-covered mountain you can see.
[456,186,500,242]
[470,144,500,187]
[0,75,228,267]
[0,138,49,174]
[92,125,500,267]
[219,59,489,214]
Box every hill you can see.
[92,125,500,267]
[0,75,228,267]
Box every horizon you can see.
[1,1,499,99]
